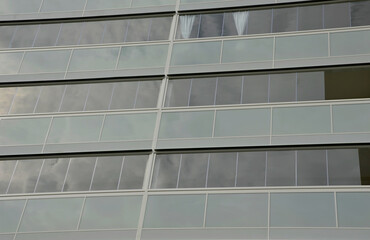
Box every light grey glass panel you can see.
[337,192,370,227]
[159,111,214,139]
[16,231,136,240]
[189,77,217,106]
[297,72,325,101]
[86,0,131,10]
[222,38,273,63]
[164,79,191,107]
[206,194,268,227]
[351,1,370,26]
[199,13,223,38]
[63,157,96,192]
[215,76,242,105]
[35,85,65,113]
[144,195,206,228]
[84,83,114,111]
[102,20,127,44]
[0,88,16,115]
[0,52,23,75]
[41,0,86,12]
[56,22,83,46]
[214,108,270,137]
[0,26,16,48]
[119,155,148,189]
[0,0,41,14]
[275,34,328,60]
[7,159,43,194]
[149,17,172,41]
[266,151,295,186]
[109,81,138,110]
[324,3,350,28]
[243,75,269,104]
[273,7,297,32]
[237,152,266,187]
[333,104,370,133]
[298,5,323,30]
[0,161,16,194]
[33,24,61,47]
[132,0,175,7]
[79,21,106,45]
[0,235,14,240]
[247,9,272,34]
[222,12,238,36]
[134,80,161,108]
[80,196,142,229]
[101,113,156,141]
[269,73,296,102]
[272,106,331,135]
[118,44,168,69]
[59,84,88,112]
[207,152,237,188]
[35,158,69,193]
[178,153,208,188]
[91,156,122,191]
[270,193,336,227]
[330,30,370,56]
[270,228,370,240]
[328,149,361,185]
[176,15,200,39]
[9,87,41,114]
[125,18,151,42]
[171,41,221,66]
[11,25,39,48]
[46,115,104,144]
[0,117,50,145]
[0,200,25,233]
[68,47,119,72]
[19,198,83,232]
[297,150,327,186]
[19,50,71,73]
[151,154,180,189]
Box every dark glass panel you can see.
[297,71,325,101]
[119,155,148,189]
[7,159,43,194]
[56,22,83,46]
[207,152,237,188]
[0,88,16,115]
[266,151,295,186]
[273,7,298,32]
[178,153,208,188]
[298,5,323,30]
[297,150,327,186]
[63,157,96,192]
[247,9,272,34]
[0,26,16,48]
[102,20,127,44]
[109,81,138,110]
[199,13,224,38]
[359,148,370,185]
[176,15,200,39]
[242,75,269,104]
[84,83,114,111]
[324,2,350,28]
[237,152,266,187]
[134,80,161,108]
[328,149,361,185]
[35,158,69,193]
[91,156,123,191]
[222,12,238,36]
[149,17,172,41]
[189,77,217,106]
[215,76,242,105]
[35,85,66,113]
[151,154,180,189]
[351,1,370,26]
[125,18,151,42]
[59,84,89,112]
[33,24,61,47]
[11,25,39,48]
[9,87,41,114]
[0,161,16,194]
[269,73,297,103]
[164,79,191,107]
[79,21,106,45]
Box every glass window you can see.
[269,73,296,103]
[33,24,61,47]
[9,87,41,114]
[0,88,16,115]
[237,152,266,187]
[134,80,161,108]
[35,85,66,113]
[102,20,127,44]
[10,25,39,48]
[151,154,181,189]
[298,5,323,30]
[159,111,214,139]
[0,0,42,14]
[189,77,217,106]
[68,47,119,72]
[0,161,16,194]
[359,148,370,185]
[125,18,151,42]
[46,115,104,144]
[222,12,238,37]
[242,75,269,104]
[90,156,122,191]
[144,195,206,228]
[19,198,84,232]
[324,2,350,28]
[273,7,298,32]
[35,158,69,193]
[84,83,114,111]
[328,149,361,185]
[337,192,370,227]
[214,108,270,137]
[118,44,168,69]
[100,113,156,141]
[119,155,148,189]
[63,157,96,192]
[7,159,43,194]
[149,17,172,41]
[0,26,16,48]
[297,71,325,101]
[79,21,106,45]
[206,194,268,227]
[164,79,191,107]
[270,193,336,227]
[109,81,138,110]
[247,9,272,34]
[59,84,88,112]
[171,41,221,66]
[207,152,237,188]
[330,30,370,56]
[80,196,142,229]
[266,151,295,186]
[132,0,176,7]
[297,150,327,186]
[0,200,25,233]
[176,15,200,39]
[178,153,208,188]
[19,50,71,74]
[15,231,136,240]
[85,0,131,10]
[351,1,370,26]
[0,117,51,145]
[40,0,86,12]
[199,13,223,38]
[56,22,84,46]
[215,76,242,105]
[0,52,23,75]
[332,103,370,133]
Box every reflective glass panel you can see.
[19,50,71,73]
[9,87,41,114]
[0,0,41,14]
[63,157,96,192]
[266,151,295,186]
[33,24,61,47]
[298,5,323,30]
[351,1,370,26]
[237,152,266,187]
[199,13,223,38]
[125,18,151,42]
[90,156,123,191]
[337,192,370,227]
[207,152,237,188]
[0,52,23,75]
[134,80,161,108]
[178,153,208,188]
[119,155,148,189]
[297,150,327,186]
[11,25,38,48]
[118,44,168,69]
[328,149,361,185]
[56,22,84,46]
[35,85,66,113]
[15,231,136,240]
[79,21,106,45]
[189,77,217,106]
[0,200,25,233]
[59,84,88,112]
[324,2,350,28]
[215,76,242,105]
[269,73,296,103]
[35,158,69,193]
[151,154,180,189]
[333,103,370,133]
[273,7,297,32]
[109,81,138,110]
[0,161,16,194]
[171,41,221,66]
[84,83,114,111]
[7,159,43,194]
[85,0,131,10]
[0,88,16,115]
[40,0,85,12]
[0,26,16,48]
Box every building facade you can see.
[0,0,370,239]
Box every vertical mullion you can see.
[117,156,125,190]
[176,154,182,188]
[6,161,18,194]
[88,157,98,191]
[33,159,45,193]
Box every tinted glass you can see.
[189,77,217,106]
[15,231,136,240]
[63,157,96,192]
[178,153,208,188]
[171,41,221,66]
[266,151,295,186]
[337,192,370,227]
[19,50,71,74]
[237,152,266,187]
[35,85,66,113]
[199,13,223,38]
[33,24,61,47]
[273,7,297,32]
[109,81,138,110]
[0,88,16,115]
[59,84,88,112]
[0,161,16,194]
[0,52,23,75]
[328,149,361,185]
[207,152,237,188]
[125,18,151,42]
[102,20,127,44]
[243,75,269,104]
[84,83,114,111]
[134,80,161,108]
[151,154,180,189]
[40,0,85,12]
[164,79,191,107]
[222,12,238,36]
[119,155,148,189]
[118,44,168,69]
[0,0,41,14]
[56,22,83,46]
[11,25,38,48]
[35,158,69,193]
[7,160,43,194]
[351,1,370,26]
[297,150,327,186]
[333,103,370,133]
[215,76,242,105]
[91,156,123,191]
[149,17,172,41]
[9,87,41,114]
[86,0,131,10]
[0,200,25,233]
[324,2,350,28]
[297,71,325,101]
[79,21,105,45]
[0,26,16,48]
[247,9,272,34]
[269,73,296,103]
[298,5,323,30]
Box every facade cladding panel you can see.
[0,0,369,240]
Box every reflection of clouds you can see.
[120,155,148,189]
[119,44,168,69]
[36,159,69,192]
[10,87,41,114]
[179,153,208,188]
[69,47,119,71]
[91,157,123,190]
[63,158,96,191]
[151,155,180,188]
[208,153,237,187]
[0,161,16,193]
[135,80,161,108]
[20,50,71,73]
[86,0,131,10]
[0,52,23,74]
[7,160,43,194]
[0,88,16,114]
[0,0,41,14]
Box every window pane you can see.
[7,159,43,194]
[56,22,84,46]
[237,152,266,187]
[86,0,131,10]
[19,50,71,73]
[41,0,85,12]
[102,20,127,44]
[59,84,88,112]
[273,7,297,32]
[118,44,168,69]
[9,87,41,114]
[134,80,161,108]
[269,73,296,103]
[63,157,96,192]
[247,9,272,34]
[80,196,142,229]
[359,148,370,185]
[0,88,16,115]
[330,30,370,56]
[328,149,361,185]
[297,150,327,186]
[144,195,206,228]
[0,0,41,14]
[324,3,350,28]
[178,153,208,188]
[215,76,242,105]
[165,79,191,107]
[0,26,16,48]
[298,5,323,30]
[79,21,106,45]
[11,25,39,48]
[199,13,223,38]
[151,154,180,189]
[33,24,61,47]
[19,198,83,232]
[149,17,172,41]
[270,193,336,227]
[84,83,114,111]
[91,156,122,191]
[0,52,24,75]
[16,231,136,240]
[176,15,200,39]
[132,0,175,7]
[189,77,217,106]
[125,18,151,42]
[0,161,16,194]
[206,194,268,227]
[242,75,269,104]
[109,81,138,110]
[35,85,66,113]
[266,151,295,186]
[337,192,370,227]
[171,41,221,66]
[351,1,370,26]
[222,12,238,36]
[35,158,69,193]
[46,115,104,144]
[297,71,325,101]
[332,103,370,133]
[207,152,237,188]
[0,200,25,233]
[119,155,148,189]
